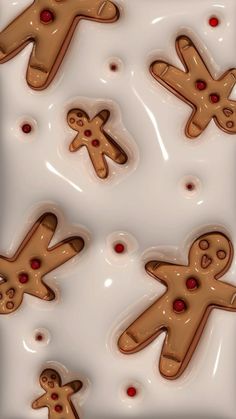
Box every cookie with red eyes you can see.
[150,35,236,138]
[32,368,83,418]
[118,232,236,380]
[67,108,127,179]
[0,212,84,314]
[0,0,119,90]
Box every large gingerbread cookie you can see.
[32,368,83,418]
[0,0,119,89]
[0,213,84,314]
[151,36,236,138]
[119,232,236,379]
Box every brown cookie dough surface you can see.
[0,0,119,89]
[0,213,84,314]
[151,36,236,138]
[68,108,127,179]
[119,232,236,379]
[32,368,83,418]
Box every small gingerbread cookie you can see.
[67,108,127,179]
[0,213,84,314]
[150,36,236,138]
[119,232,236,380]
[32,368,82,418]
[0,0,119,89]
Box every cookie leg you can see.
[118,299,166,353]
[151,60,189,98]
[69,135,84,152]
[220,70,236,96]
[103,135,127,165]
[176,36,209,77]
[87,149,109,179]
[186,109,211,138]
[0,7,33,62]
[26,280,55,301]
[26,21,71,89]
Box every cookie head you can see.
[67,109,89,131]
[39,369,61,390]
[190,233,232,278]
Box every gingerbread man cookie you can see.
[67,108,127,179]
[0,213,84,314]
[0,0,119,90]
[150,36,236,138]
[119,232,236,380]
[32,368,82,418]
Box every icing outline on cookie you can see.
[0,0,119,89]
[118,232,236,379]
[150,36,236,138]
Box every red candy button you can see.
[31,259,41,270]
[55,405,63,413]
[114,243,125,254]
[127,387,137,397]
[18,273,29,284]
[173,299,186,313]
[186,277,198,290]
[210,93,220,103]
[51,393,59,400]
[209,17,219,27]
[196,80,207,91]
[84,130,92,137]
[92,139,100,147]
[22,123,32,134]
[40,9,54,23]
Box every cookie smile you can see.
[201,254,212,269]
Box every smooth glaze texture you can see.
[1,0,236,418]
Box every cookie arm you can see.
[102,133,127,165]
[64,380,83,396]
[220,70,236,96]
[176,36,210,77]
[69,134,84,152]
[151,60,190,100]
[210,280,236,309]
[0,4,35,63]
[186,108,211,138]
[32,394,48,409]
[118,296,167,353]
[145,261,178,287]
[77,0,118,21]
[25,279,55,301]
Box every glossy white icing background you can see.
[1,0,236,417]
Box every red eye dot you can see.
[196,80,207,91]
[210,93,220,103]
[173,299,186,313]
[92,139,100,147]
[84,130,92,137]
[51,393,59,400]
[21,123,32,134]
[18,273,29,284]
[186,277,198,290]
[31,259,41,270]
[55,405,63,413]
[209,16,219,27]
[114,243,125,254]
[40,9,54,23]
[127,387,137,398]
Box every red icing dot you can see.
[210,93,220,103]
[22,123,32,134]
[127,387,137,397]
[31,259,41,270]
[186,182,195,191]
[114,243,125,254]
[18,273,29,284]
[35,333,43,341]
[209,16,219,27]
[84,129,92,137]
[55,405,63,413]
[186,277,198,290]
[92,139,100,147]
[51,393,59,400]
[173,299,186,313]
[196,80,206,91]
[40,9,54,23]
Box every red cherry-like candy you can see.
[114,243,125,254]
[209,17,219,27]
[51,393,59,400]
[40,9,54,23]
[31,259,41,270]
[210,93,220,103]
[55,405,63,413]
[127,387,137,397]
[22,123,32,134]
[84,130,92,137]
[186,277,198,290]
[196,80,206,91]
[92,139,100,147]
[173,299,186,313]
[18,273,29,284]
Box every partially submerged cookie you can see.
[118,232,236,379]
[32,368,83,418]
[151,36,236,138]
[0,0,119,89]
[0,213,84,314]
[68,108,127,179]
